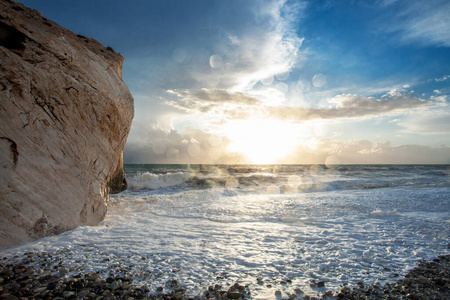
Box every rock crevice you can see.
[0,0,134,248]
[0,137,19,166]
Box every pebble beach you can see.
[0,249,449,300]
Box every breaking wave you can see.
[369,209,398,217]
[127,172,191,191]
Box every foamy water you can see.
[1,165,449,299]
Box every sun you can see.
[224,119,301,164]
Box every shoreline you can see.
[0,250,448,300]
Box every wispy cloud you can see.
[435,75,450,82]
[194,0,306,91]
[381,0,450,47]
[399,112,450,135]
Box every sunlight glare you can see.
[225,120,301,164]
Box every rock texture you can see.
[0,0,134,248]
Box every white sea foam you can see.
[127,172,191,190]
[369,209,398,217]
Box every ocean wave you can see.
[127,172,191,191]
[424,170,449,177]
[342,180,449,190]
[189,173,277,189]
[345,183,392,189]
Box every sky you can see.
[19,0,450,164]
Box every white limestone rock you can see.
[0,0,134,248]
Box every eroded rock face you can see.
[0,0,134,248]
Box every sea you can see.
[1,164,449,299]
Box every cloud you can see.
[435,75,450,82]
[281,139,450,164]
[399,112,450,135]
[164,89,266,121]
[166,89,262,108]
[272,93,445,121]
[193,0,306,90]
[310,93,442,119]
[124,127,450,164]
[124,124,247,164]
[382,0,450,47]
[165,88,444,122]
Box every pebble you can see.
[62,290,75,297]
[58,267,69,276]
[86,274,99,281]
[78,289,90,297]
[226,291,242,299]
[335,255,450,300]
[416,277,430,284]
[231,282,245,292]
[110,280,121,290]
[0,249,449,300]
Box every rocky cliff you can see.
[0,0,134,248]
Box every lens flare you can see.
[312,73,327,87]
[209,54,223,69]
[226,177,239,189]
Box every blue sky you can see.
[19,0,450,164]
